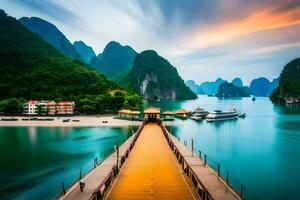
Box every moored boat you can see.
[206,109,239,122]
[190,107,209,121]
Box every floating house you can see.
[162,111,174,121]
[144,107,160,122]
[174,109,190,119]
[118,109,140,120]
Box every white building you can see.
[23,100,38,115]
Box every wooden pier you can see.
[106,122,196,200]
[59,121,240,200]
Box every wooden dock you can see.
[106,123,196,200]
[59,122,241,200]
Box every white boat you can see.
[206,109,239,122]
[191,107,209,121]
[190,115,202,121]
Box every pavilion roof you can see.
[144,107,160,114]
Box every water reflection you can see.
[0,126,136,200]
[28,127,37,145]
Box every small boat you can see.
[193,107,209,117]
[239,113,246,118]
[206,109,239,122]
[190,107,209,121]
[252,97,256,101]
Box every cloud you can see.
[10,0,81,25]
[185,1,300,49]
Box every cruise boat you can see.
[190,107,209,121]
[206,109,239,122]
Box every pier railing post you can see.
[217,164,220,178]
[204,154,207,165]
[199,150,202,159]
[226,171,229,184]
[241,184,244,198]
[191,139,194,155]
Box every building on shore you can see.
[47,101,57,115]
[23,100,75,115]
[57,101,75,115]
[23,100,38,115]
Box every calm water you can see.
[146,96,300,200]
[1,97,299,200]
[0,126,136,200]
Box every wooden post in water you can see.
[79,168,82,180]
[204,154,207,165]
[241,184,244,198]
[191,139,194,155]
[217,164,220,178]
[62,182,65,195]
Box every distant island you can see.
[271,58,300,104]
[186,76,279,97]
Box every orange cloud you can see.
[186,4,300,49]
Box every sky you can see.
[1,0,300,85]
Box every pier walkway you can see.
[59,121,240,200]
[106,123,196,200]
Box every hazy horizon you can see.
[1,0,300,85]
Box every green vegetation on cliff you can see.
[90,41,137,78]
[271,58,300,103]
[0,10,141,114]
[125,50,197,100]
[216,82,250,98]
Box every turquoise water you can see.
[0,97,299,200]
[145,96,300,200]
[0,126,136,200]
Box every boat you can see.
[252,97,256,101]
[190,107,209,121]
[239,113,246,118]
[206,109,239,122]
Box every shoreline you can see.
[0,115,179,127]
[0,115,142,127]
